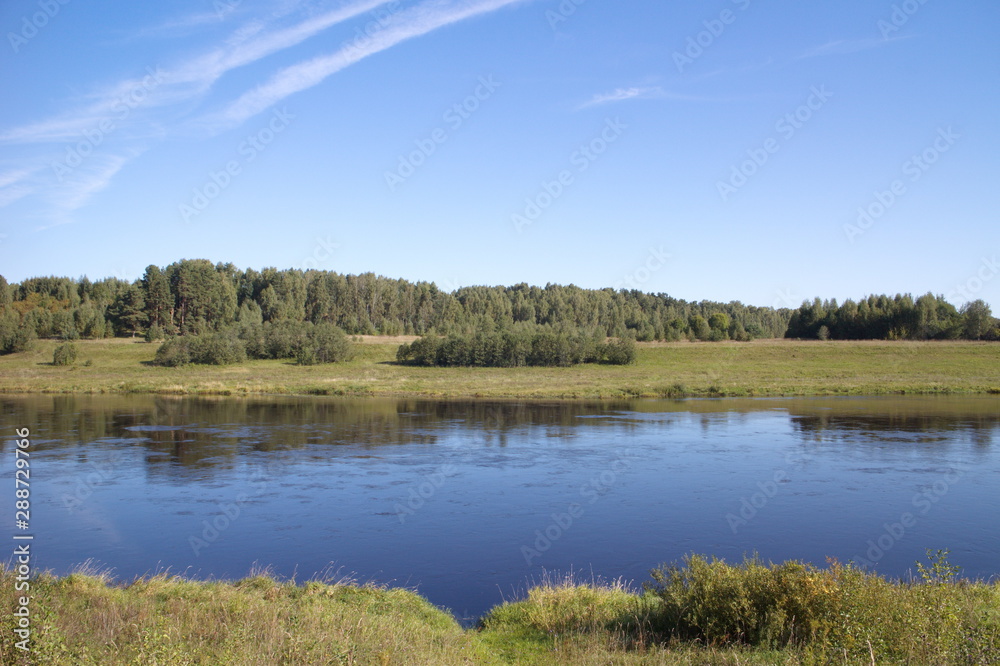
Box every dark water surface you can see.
[2,394,998,623]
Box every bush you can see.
[527,330,573,367]
[153,337,192,367]
[395,342,411,363]
[396,326,625,368]
[264,320,309,360]
[237,321,267,359]
[144,323,165,343]
[154,325,352,366]
[295,324,353,365]
[643,551,1000,662]
[397,336,441,366]
[600,338,636,365]
[191,332,247,365]
[52,342,78,366]
[143,324,166,342]
[0,310,34,354]
[647,554,837,647]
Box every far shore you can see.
[1,337,998,400]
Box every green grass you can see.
[1,337,999,399]
[4,554,998,665]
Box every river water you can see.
[2,394,998,622]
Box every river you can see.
[2,394,997,623]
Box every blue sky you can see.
[1,0,997,311]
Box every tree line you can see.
[0,259,996,357]
[785,294,997,341]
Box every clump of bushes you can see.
[643,550,1000,661]
[153,321,354,367]
[293,324,354,365]
[396,326,636,367]
[0,309,34,354]
[52,342,79,366]
[482,551,1000,663]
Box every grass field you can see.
[4,553,998,665]
[1,337,998,398]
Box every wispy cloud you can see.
[125,12,232,40]
[0,0,527,220]
[39,153,137,228]
[577,86,665,109]
[795,35,910,60]
[0,0,396,217]
[0,168,39,209]
[0,168,36,190]
[0,0,388,145]
[0,185,33,209]
[213,0,528,127]
[576,85,742,110]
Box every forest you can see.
[0,259,996,359]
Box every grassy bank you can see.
[3,554,998,665]
[0,337,998,399]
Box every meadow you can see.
[0,337,998,399]
[3,553,998,665]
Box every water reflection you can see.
[1,394,997,622]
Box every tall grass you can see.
[3,553,999,664]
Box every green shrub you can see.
[397,326,628,368]
[144,323,165,343]
[237,321,267,358]
[264,320,308,360]
[312,324,354,363]
[153,337,192,367]
[644,552,1000,662]
[395,342,411,363]
[397,336,441,366]
[600,338,636,365]
[295,324,353,365]
[191,332,247,365]
[0,310,34,354]
[52,342,79,366]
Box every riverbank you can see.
[0,338,998,399]
[3,554,997,665]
